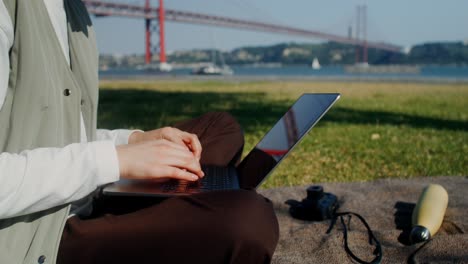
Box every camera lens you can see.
[306,185,324,200]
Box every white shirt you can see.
[0,0,133,219]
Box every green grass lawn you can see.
[98,80,468,188]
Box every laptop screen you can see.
[237,93,340,189]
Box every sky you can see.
[91,0,468,55]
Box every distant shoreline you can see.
[99,74,468,84]
[99,64,468,84]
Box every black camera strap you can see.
[326,211,383,264]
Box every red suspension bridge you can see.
[83,0,403,68]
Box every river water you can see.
[100,65,468,82]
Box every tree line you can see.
[168,41,468,66]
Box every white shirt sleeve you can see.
[0,141,120,219]
[97,129,142,145]
[0,0,14,108]
[0,2,130,219]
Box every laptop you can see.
[102,93,340,197]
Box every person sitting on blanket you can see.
[0,0,279,263]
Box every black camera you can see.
[285,185,339,221]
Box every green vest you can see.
[0,0,99,263]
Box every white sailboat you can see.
[192,63,233,76]
[192,49,233,76]
[311,57,321,70]
[192,33,233,76]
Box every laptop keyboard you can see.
[160,166,235,193]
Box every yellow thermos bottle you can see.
[410,184,449,244]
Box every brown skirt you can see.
[57,112,279,264]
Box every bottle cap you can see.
[409,225,431,244]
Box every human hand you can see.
[116,139,204,181]
[129,127,202,161]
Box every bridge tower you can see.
[362,4,368,64]
[158,0,167,65]
[355,5,361,64]
[145,0,151,64]
[145,0,171,71]
[355,4,368,65]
